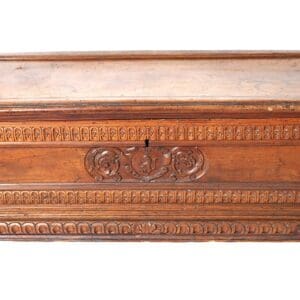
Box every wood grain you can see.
[0,51,300,120]
[0,145,299,183]
[0,51,299,241]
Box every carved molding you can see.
[85,146,207,182]
[0,189,299,205]
[0,221,298,236]
[0,123,299,143]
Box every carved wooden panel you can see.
[0,51,300,241]
[1,145,300,183]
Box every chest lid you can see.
[0,51,299,120]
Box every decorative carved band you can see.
[0,221,298,236]
[0,189,299,205]
[85,146,207,182]
[0,123,299,143]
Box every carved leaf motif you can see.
[0,123,299,143]
[0,189,299,205]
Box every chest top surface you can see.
[0,51,299,120]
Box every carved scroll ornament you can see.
[85,146,207,183]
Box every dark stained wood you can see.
[0,51,299,241]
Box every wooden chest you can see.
[0,51,299,241]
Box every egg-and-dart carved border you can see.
[0,123,299,143]
[0,221,299,238]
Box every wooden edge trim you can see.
[1,51,300,61]
[0,101,299,120]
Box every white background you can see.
[0,0,300,299]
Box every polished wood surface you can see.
[0,51,299,241]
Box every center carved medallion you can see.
[85,146,207,183]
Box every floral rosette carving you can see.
[85,148,122,182]
[170,147,207,181]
